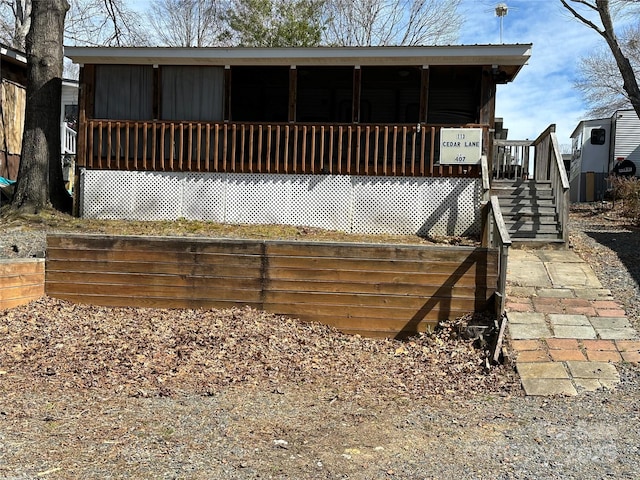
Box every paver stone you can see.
[548,314,590,326]
[508,312,546,324]
[553,325,597,339]
[565,361,620,382]
[595,328,638,340]
[520,378,577,396]
[516,362,569,379]
[509,323,553,340]
[589,317,631,329]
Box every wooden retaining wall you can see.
[45,234,499,338]
[0,259,45,310]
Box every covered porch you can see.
[66,45,531,236]
[67,45,531,178]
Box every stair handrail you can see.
[482,194,511,364]
[482,195,511,315]
[532,124,569,245]
[550,131,570,244]
[481,154,490,201]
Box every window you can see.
[427,66,481,124]
[161,66,224,121]
[297,67,353,122]
[231,67,289,122]
[360,66,421,123]
[64,104,78,131]
[590,128,606,145]
[95,65,153,120]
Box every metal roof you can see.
[0,43,27,66]
[65,44,532,81]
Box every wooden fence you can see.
[45,234,499,338]
[81,120,485,178]
[0,259,45,310]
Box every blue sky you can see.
[459,0,608,148]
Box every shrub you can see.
[610,175,640,223]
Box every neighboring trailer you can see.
[611,110,640,175]
[570,109,640,202]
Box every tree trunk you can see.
[561,0,640,120]
[596,0,640,122]
[11,0,71,214]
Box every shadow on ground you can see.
[586,230,640,286]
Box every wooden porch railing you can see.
[533,124,570,244]
[79,120,487,177]
[62,124,77,155]
[493,139,532,179]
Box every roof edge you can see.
[64,44,532,67]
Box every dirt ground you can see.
[1,206,640,479]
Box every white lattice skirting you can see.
[80,170,482,237]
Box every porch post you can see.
[352,66,361,123]
[152,65,159,120]
[419,65,429,123]
[480,66,497,173]
[289,65,297,122]
[84,64,95,119]
[224,66,231,121]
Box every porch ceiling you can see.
[65,44,532,82]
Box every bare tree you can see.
[0,0,31,49]
[0,0,146,48]
[65,0,148,46]
[561,0,640,120]
[323,0,462,46]
[11,0,71,213]
[147,0,225,47]
[575,25,640,117]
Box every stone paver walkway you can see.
[506,249,640,396]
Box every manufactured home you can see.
[570,109,640,202]
[65,44,532,237]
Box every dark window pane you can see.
[95,65,153,120]
[297,67,353,122]
[360,66,420,123]
[590,128,606,145]
[231,67,289,122]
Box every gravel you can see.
[0,206,639,479]
[569,203,640,329]
[0,227,46,259]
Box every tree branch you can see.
[560,0,605,35]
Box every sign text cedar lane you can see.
[439,128,482,165]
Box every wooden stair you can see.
[491,179,565,247]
